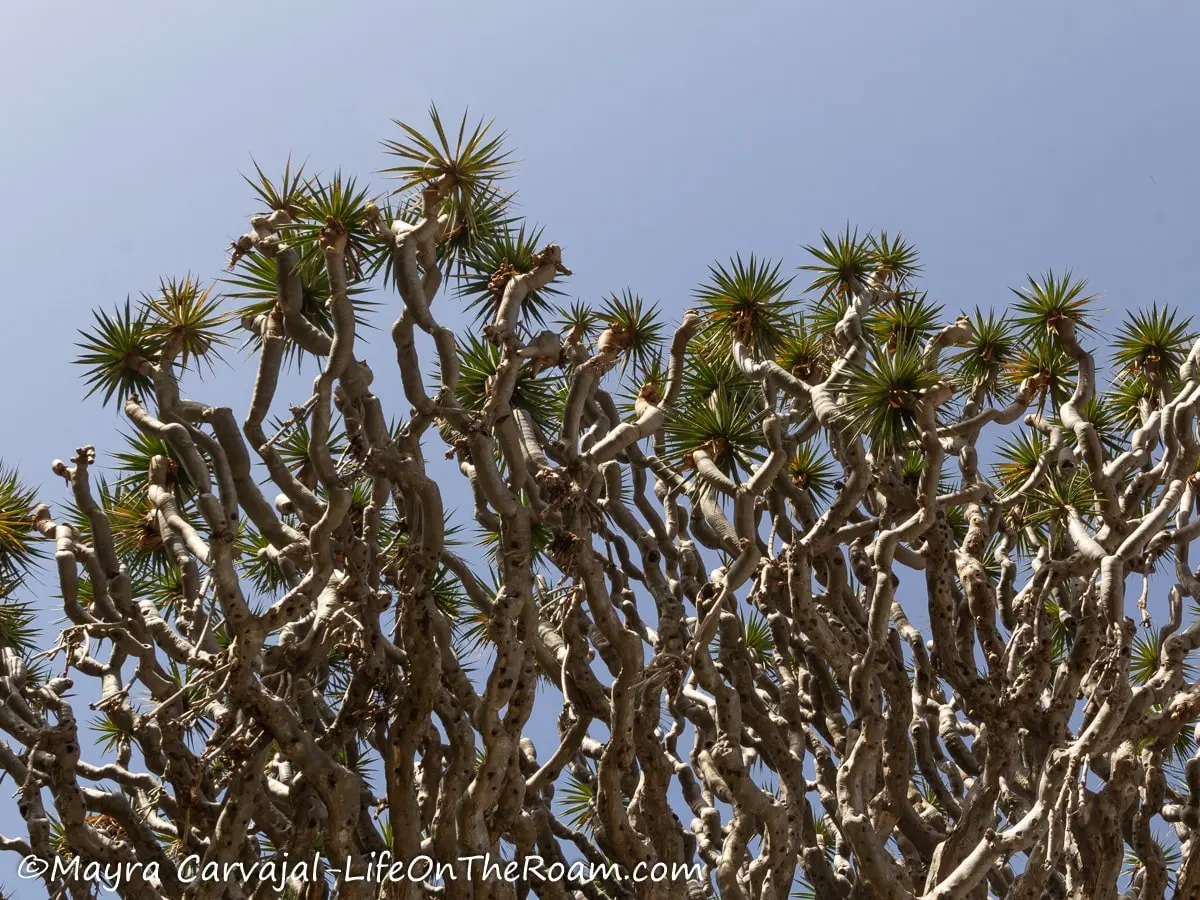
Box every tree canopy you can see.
[1,107,1199,899]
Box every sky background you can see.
[1,0,1199,891]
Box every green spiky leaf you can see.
[1131,629,1197,687]
[74,299,161,407]
[867,231,922,287]
[839,345,940,452]
[801,226,874,299]
[787,442,835,504]
[293,172,380,281]
[1005,338,1078,411]
[951,308,1019,401]
[1011,269,1096,339]
[694,254,797,354]
[450,335,562,432]
[1111,304,1195,382]
[680,353,758,409]
[0,466,39,580]
[111,430,194,499]
[382,105,514,257]
[557,771,598,834]
[992,429,1047,493]
[0,597,37,653]
[665,389,765,478]
[243,155,310,220]
[1106,376,1161,432]
[597,291,664,378]
[145,276,233,373]
[867,291,942,352]
[741,609,775,657]
[457,223,563,326]
[223,242,379,368]
[774,316,825,383]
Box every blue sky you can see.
[1,0,1198,890]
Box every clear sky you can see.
[1,0,1198,889]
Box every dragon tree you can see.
[1,107,1199,899]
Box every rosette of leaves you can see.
[867,291,943,353]
[694,254,797,355]
[243,155,310,220]
[429,186,516,277]
[1112,304,1194,381]
[1131,629,1198,688]
[740,609,776,663]
[449,335,563,433]
[774,316,825,382]
[1106,375,1162,434]
[222,199,379,372]
[224,245,378,369]
[382,104,514,273]
[554,300,601,349]
[839,344,940,454]
[1050,395,1126,457]
[90,712,135,757]
[439,567,505,657]
[787,442,835,505]
[1121,835,1182,895]
[131,570,188,622]
[992,429,1048,496]
[597,290,664,378]
[74,299,162,407]
[144,276,233,374]
[1024,469,1100,552]
[951,308,1019,402]
[615,357,666,420]
[66,478,174,575]
[111,430,195,501]
[1005,339,1078,412]
[332,478,376,540]
[558,770,599,834]
[1106,305,1196,436]
[1164,716,1200,771]
[0,466,38,585]
[806,293,854,353]
[868,231,922,288]
[800,226,920,300]
[456,222,564,327]
[800,226,875,300]
[290,173,382,281]
[680,352,759,410]
[665,388,765,479]
[236,525,290,598]
[899,450,928,491]
[0,590,36,661]
[225,163,380,368]
[1129,634,1200,771]
[1012,269,1097,342]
